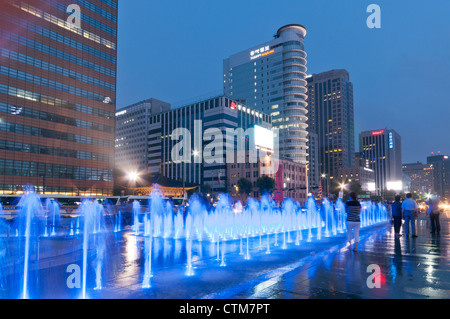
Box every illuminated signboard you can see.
[230,101,237,110]
[389,132,394,149]
[250,46,274,60]
[372,130,384,136]
[254,125,274,150]
[387,181,403,191]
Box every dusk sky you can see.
[116,0,450,164]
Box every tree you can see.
[257,176,275,194]
[382,190,397,202]
[237,178,253,199]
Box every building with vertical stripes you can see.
[146,96,272,193]
[359,129,402,194]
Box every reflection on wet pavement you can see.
[1,212,448,299]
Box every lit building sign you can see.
[387,181,403,191]
[250,45,273,60]
[230,101,237,110]
[372,130,384,136]
[116,110,127,117]
[389,132,394,149]
[262,50,275,57]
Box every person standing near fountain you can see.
[427,197,441,234]
[402,193,418,238]
[345,192,361,252]
[391,195,403,237]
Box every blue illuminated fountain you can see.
[0,184,391,299]
[14,189,43,299]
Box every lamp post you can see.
[127,172,139,195]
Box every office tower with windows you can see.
[115,99,171,174]
[0,0,118,195]
[146,96,272,193]
[306,70,355,183]
[426,154,450,200]
[402,162,434,195]
[223,24,309,165]
[359,129,402,194]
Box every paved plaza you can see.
[1,211,448,299]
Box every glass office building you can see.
[223,24,309,165]
[0,0,118,195]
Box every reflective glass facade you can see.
[0,0,117,196]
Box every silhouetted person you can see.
[402,193,418,238]
[345,192,361,251]
[391,195,403,237]
[427,197,441,234]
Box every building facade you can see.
[337,166,375,192]
[426,154,450,200]
[115,98,171,174]
[227,155,307,204]
[306,70,355,184]
[402,162,434,196]
[359,129,402,194]
[223,24,309,165]
[0,0,118,196]
[146,96,272,193]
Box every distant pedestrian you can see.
[427,197,441,234]
[345,192,361,251]
[391,195,403,237]
[402,193,418,238]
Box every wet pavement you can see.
[1,211,448,299]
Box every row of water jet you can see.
[135,193,390,244]
[129,191,390,283]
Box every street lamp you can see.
[127,172,139,195]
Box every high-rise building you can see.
[307,131,319,190]
[426,154,450,200]
[115,99,171,174]
[359,129,402,194]
[0,0,118,196]
[223,24,309,165]
[306,70,355,183]
[402,162,434,195]
[145,96,272,193]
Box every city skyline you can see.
[116,0,450,164]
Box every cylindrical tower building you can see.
[277,25,309,164]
